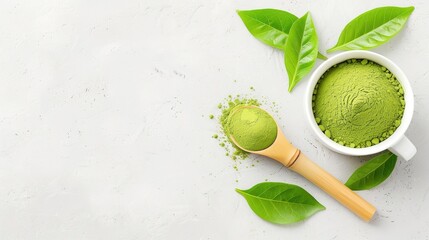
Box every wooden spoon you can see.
[229,105,376,221]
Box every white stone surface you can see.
[0,0,428,239]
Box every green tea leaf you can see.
[317,52,327,60]
[236,9,326,60]
[284,12,318,92]
[328,6,414,52]
[236,182,325,224]
[345,151,397,190]
[237,9,298,50]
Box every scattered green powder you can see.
[209,114,214,119]
[313,59,405,148]
[217,97,261,160]
[225,106,277,151]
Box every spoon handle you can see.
[289,153,376,221]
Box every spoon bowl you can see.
[229,105,300,166]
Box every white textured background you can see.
[0,0,428,239]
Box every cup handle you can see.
[388,136,416,161]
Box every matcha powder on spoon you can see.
[226,106,277,151]
[212,96,279,160]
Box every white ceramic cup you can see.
[305,50,416,160]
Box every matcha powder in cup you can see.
[226,106,277,151]
[312,59,405,148]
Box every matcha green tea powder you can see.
[226,106,277,151]
[212,95,279,160]
[312,59,405,148]
[216,97,261,160]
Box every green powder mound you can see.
[313,59,405,148]
[219,97,261,160]
[226,106,277,151]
